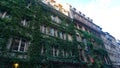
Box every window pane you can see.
[11,39,19,51]
[68,34,72,41]
[20,40,25,52]
[50,28,54,36]
[54,29,58,37]
[63,33,66,40]
[60,32,63,39]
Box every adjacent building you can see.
[101,32,120,68]
[0,0,112,68]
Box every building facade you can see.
[101,32,120,68]
[0,0,111,68]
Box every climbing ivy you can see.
[0,0,111,68]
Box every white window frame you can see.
[11,38,27,52]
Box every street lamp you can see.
[14,63,19,68]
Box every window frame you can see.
[10,38,28,52]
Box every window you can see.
[0,11,7,18]
[26,2,31,8]
[0,11,10,19]
[51,15,61,23]
[62,50,65,57]
[58,32,66,40]
[76,35,81,42]
[55,16,61,23]
[51,15,55,21]
[40,26,56,36]
[11,38,28,52]
[52,47,59,56]
[21,19,29,26]
[59,32,63,39]
[104,56,110,64]
[70,51,73,56]
[79,25,82,29]
[50,28,54,36]
[54,29,58,37]
[43,25,46,33]
[82,27,85,31]
[77,24,80,29]
[68,34,72,41]
[65,51,68,57]
[40,25,48,34]
[83,38,87,45]
[41,46,46,54]
[63,33,66,40]
[52,47,55,56]
[79,49,84,61]
[61,49,68,57]
[56,49,59,56]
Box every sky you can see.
[57,0,120,40]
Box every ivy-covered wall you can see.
[0,0,112,68]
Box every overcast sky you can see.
[57,0,120,40]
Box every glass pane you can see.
[50,28,54,36]
[20,47,24,51]
[12,39,19,51]
[20,40,26,52]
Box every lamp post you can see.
[14,63,19,68]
